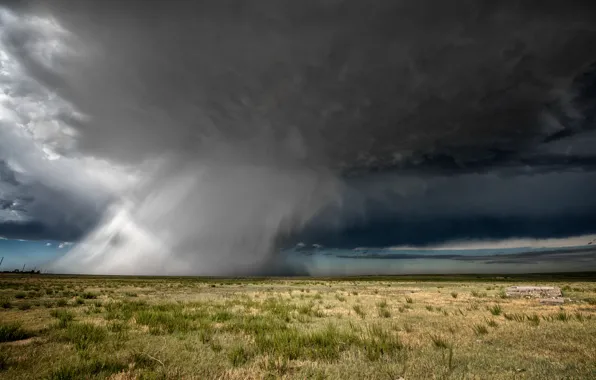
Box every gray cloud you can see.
[1,1,596,274]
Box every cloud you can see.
[0,7,138,242]
[1,2,596,274]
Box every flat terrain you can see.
[0,273,595,379]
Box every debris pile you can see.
[505,286,564,304]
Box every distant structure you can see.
[506,286,564,304]
[505,286,562,298]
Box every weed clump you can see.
[56,299,68,307]
[473,324,488,335]
[488,304,502,316]
[0,323,31,342]
[61,323,107,351]
[228,346,252,367]
[352,305,366,319]
[362,324,403,361]
[50,309,75,328]
[255,324,358,361]
[47,358,127,380]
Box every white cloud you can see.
[0,6,138,240]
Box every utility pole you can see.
[0,256,3,269]
[22,264,25,272]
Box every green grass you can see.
[60,323,107,351]
[0,274,594,379]
[56,299,68,307]
[50,309,75,328]
[0,323,31,342]
[81,292,98,299]
[46,358,127,380]
[228,345,252,367]
[504,313,526,322]
[488,304,502,316]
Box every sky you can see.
[0,1,595,275]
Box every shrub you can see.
[0,323,31,342]
[0,350,9,371]
[73,298,85,306]
[451,292,458,299]
[50,309,75,328]
[405,296,413,304]
[56,299,68,307]
[378,308,391,318]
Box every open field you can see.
[0,273,595,379]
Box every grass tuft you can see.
[228,346,252,367]
[50,309,75,328]
[473,324,488,335]
[352,305,366,319]
[0,323,31,342]
[47,358,127,380]
[488,304,502,316]
[430,334,450,349]
[61,323,107,351]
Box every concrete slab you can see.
[505,286,562,298]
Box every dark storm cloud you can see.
[12,0,596,171]
[0,220,83,241]
[0,158,108,241]
[2,1,596,273]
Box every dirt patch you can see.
[1,337,40,346]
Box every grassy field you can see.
[0,274,595,379]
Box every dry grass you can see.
[0,274,594,379]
